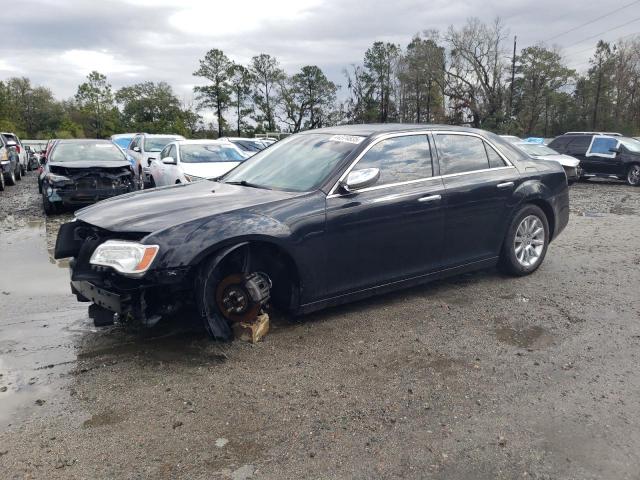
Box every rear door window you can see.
[565,136,591,156]
[435,134,490,175]
[355,135,433,186]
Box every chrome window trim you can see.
[327,130,516,198]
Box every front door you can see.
[325,133,446,297]
[585,136,624,175]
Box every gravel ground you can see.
[1,174,639,479]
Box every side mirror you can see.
[133,146,141,153]
[609,147,620,154]
[340,168,380,193]
[162,156,176,165]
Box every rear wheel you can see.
[138,168,145,190]
[499,204,549,276]
[627,164,640,186]
[15,165,22,181]
[149,175,156,188]
[0,171,5,191]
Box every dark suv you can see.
[548,133,640,186]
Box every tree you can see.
[513,46,575,136]
[250,54,285,132]
[278,66,338,132]
[74,71,117,138]
[397,33,445,123]
[444,18,508,129]
[364,41,400,122]
[193,48,234,137]
[116,81,187,134]
[229,64,254,136]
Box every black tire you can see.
[16,165,22,181]
[626,164,640,186]
[149,175,156,188]
[38,178,42,194]
[138,168,145,190]
[195,257,236,341]
[5,168,16,186]
[20,164,26,176]
[498,204,550,276]
[0,171,5,191]
[42,192,57,215]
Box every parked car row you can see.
[0,132,28,191]
[501,132,640,186]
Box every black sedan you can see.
[55,125,569,340]
[41,140,137,214]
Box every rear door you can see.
[563,136,593,173]
[325,133,446,296]
[434,132,520,266]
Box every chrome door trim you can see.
[327,130,517,199]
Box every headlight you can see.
[183,174,203,182]
[90,240,159,277]
[46,173,71,183]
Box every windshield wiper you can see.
[224,180,270,190]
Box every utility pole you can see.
[509,35,517,119]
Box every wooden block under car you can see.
[232,313,270,343]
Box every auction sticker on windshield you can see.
[329,135,365,144]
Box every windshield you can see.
[112,137,133,149]
[144,137,179,152]
[222,134,362,192]
[50,142,127,162]
[181,144,246,163]
[517,143,558,156]
[619,137,640,153]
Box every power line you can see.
[563,16,640,49]
[546,0,640,41]
[565,29,640,56]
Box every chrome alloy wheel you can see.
[514,215,545,267]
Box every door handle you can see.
[418,194,442,203]
[497,182,515,189]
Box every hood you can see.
[531,154,580,168]
[49,160,131,170]
[181,162,240,179]
[75,180,299,233]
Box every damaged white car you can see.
[515,142,581,184]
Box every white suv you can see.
[125,133,185,188]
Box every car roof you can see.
[175,139,234,145]
[563,131,622,136]
[300,123,484,138]
[56,139,114,144]
[140,133,184,138]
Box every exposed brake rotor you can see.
[215,273,271,323]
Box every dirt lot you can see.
[1,172,639,479]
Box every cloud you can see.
[1,0,638,100]
[58,50,147,76]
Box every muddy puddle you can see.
[0,220,89,427]
[495,324,555,349]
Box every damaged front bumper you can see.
[47,185,133,205]
[57,220,192,326]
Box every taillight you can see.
[15,146,21,154]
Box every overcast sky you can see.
[2,0,639,102]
